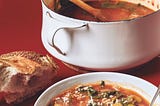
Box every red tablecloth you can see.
[0,0,160,106]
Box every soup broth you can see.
[47,81,149,106]
[58,0,154,22]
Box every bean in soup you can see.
[47,81,149,106]
[58,0,154,22]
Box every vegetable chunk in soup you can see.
[47,81,149,106]
[58,0,154,22]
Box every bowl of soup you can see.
[41,0,160,71]
[34,72,160,106]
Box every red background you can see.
[0,0,160,106]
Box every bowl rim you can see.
[34,72,158,106]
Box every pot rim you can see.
[41,0,160,24]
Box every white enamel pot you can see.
[41,0,160,71]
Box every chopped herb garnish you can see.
[77,86,87,92]
[87,87,98,97]
[77,86,98,97]
[100,80,105,87]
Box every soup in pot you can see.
[47,81,149,106]
[57,0,154,22]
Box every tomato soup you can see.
[58,0,154,22]
[47,81,149,106]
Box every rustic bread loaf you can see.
[0,51,58,104]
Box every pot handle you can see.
[46,11,88,55]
